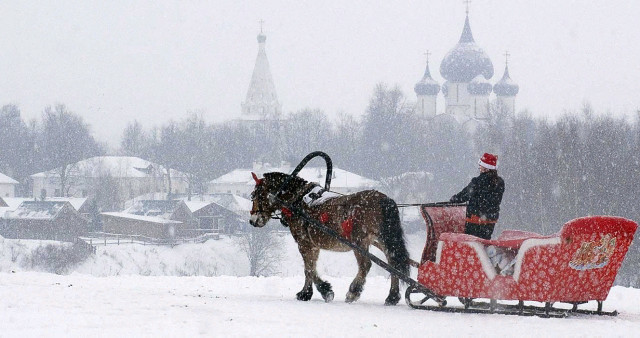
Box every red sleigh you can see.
[407,204,638,316]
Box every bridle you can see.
[250,173,317,224]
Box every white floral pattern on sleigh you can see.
[416,216,637,303]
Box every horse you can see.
[249,171,410,305]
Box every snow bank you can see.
[0,232,428,278]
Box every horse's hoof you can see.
[384,293,401,306]
[316,282,334,303]
[345,291,360,303]
[296,290,313,301]
[323,291,334,302]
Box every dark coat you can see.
[450,171,505,222]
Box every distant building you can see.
[209,162,380,198]
[1,201,88,241]
[234,29,287,162]
[31,156,189,209]
[101,200,193,239]
[124,192,251,235]
[185,200,246,235]
[100,212,184,240]
[0,172,18,198]
[414,11,519,125]
[0,197,89,216]
[241,28,282,120]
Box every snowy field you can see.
[1,233,639,337]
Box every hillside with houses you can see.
[0,155,381,246]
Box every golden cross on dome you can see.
[504,51,511,65]
[463,0,471,15]
[424,50,431,64]
[259,19,265,33]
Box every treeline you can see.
[117,84,474,199]
[1,84,638,286]
[0,104,103,195]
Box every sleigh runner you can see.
[250,151,638,317]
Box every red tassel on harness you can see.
[341,218,354,240]
[319,212,329,224]
[281,207,293,218]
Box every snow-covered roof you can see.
[0,172,19,185]
[45,197,88,212]
[5,201,69,220]
[207,193,252,213]
[101,212,182,224]
[0,198,29,218]
[31,156,187,179]
[0,197,87,214]
[125,200,186,220]
[183,201,212,213]
[2,198,32,211]
[124,193,252,216]
[211,166,379,190]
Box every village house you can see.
[101,200,194,239]
[208,162,380,199]
[125,193,252,233]
[31,156,189,209]
[184,199,246,235]
[0,172,18,197]
[0,201,89,241]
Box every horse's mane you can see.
[263,172,309,191]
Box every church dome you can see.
[493,65,519,96]
[468,75,492,95]
[414,62,440,96]
[440,16,494,83]
[257,33,266,43]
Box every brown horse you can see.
[249,171,410,305]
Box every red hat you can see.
[478,153,498,169]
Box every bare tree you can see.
[282,108,332,161]
[38,104,102,196]
[175,114,215,200]
[237,227,284,277]
[0,105,34,184]
[120,120,148,157]
[147,121,181,198]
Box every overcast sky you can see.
[1,1,639,145]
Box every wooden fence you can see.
[80,230,220,247]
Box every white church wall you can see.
[445,83,473,116]
[496,96,516,114]
[416,95,437,119]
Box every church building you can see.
[414,11,519,123]
[241,27,282,120]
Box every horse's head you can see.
[249,171,308,227]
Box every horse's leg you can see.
[296,244,315,301]
[373,241,402,306]
[309,248,334,303]
[384,261,401,306]
[346,249,372,303]
[298,245,334,302]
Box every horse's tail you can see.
[378,196,410,280]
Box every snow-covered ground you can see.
[0,232,639,337]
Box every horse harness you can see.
[272,182,357,242]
